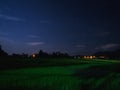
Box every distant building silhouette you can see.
[93,50,120,59]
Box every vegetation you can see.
[0,45,120,89]
[0,58,120,90]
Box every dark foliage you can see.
[30,50,70,58]
[0,45,8,58]
[0,45,72,70]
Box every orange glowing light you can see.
[84,56,86,58]
[93,56,96,58]
[90,56,93,59]
[32,54,36,58]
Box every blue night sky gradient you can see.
[0,0,120,55]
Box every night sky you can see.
[0,0,120,55]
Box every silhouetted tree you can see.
[21,53,28,58]
[51,51,70,58]
[38,50,49,58]
[0,45,8,58]
[11,53,28,59]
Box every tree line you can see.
[0,45,120,59]
[0,45,70,59]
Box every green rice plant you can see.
[0,59,120,90]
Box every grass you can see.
[0,58,120,90]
